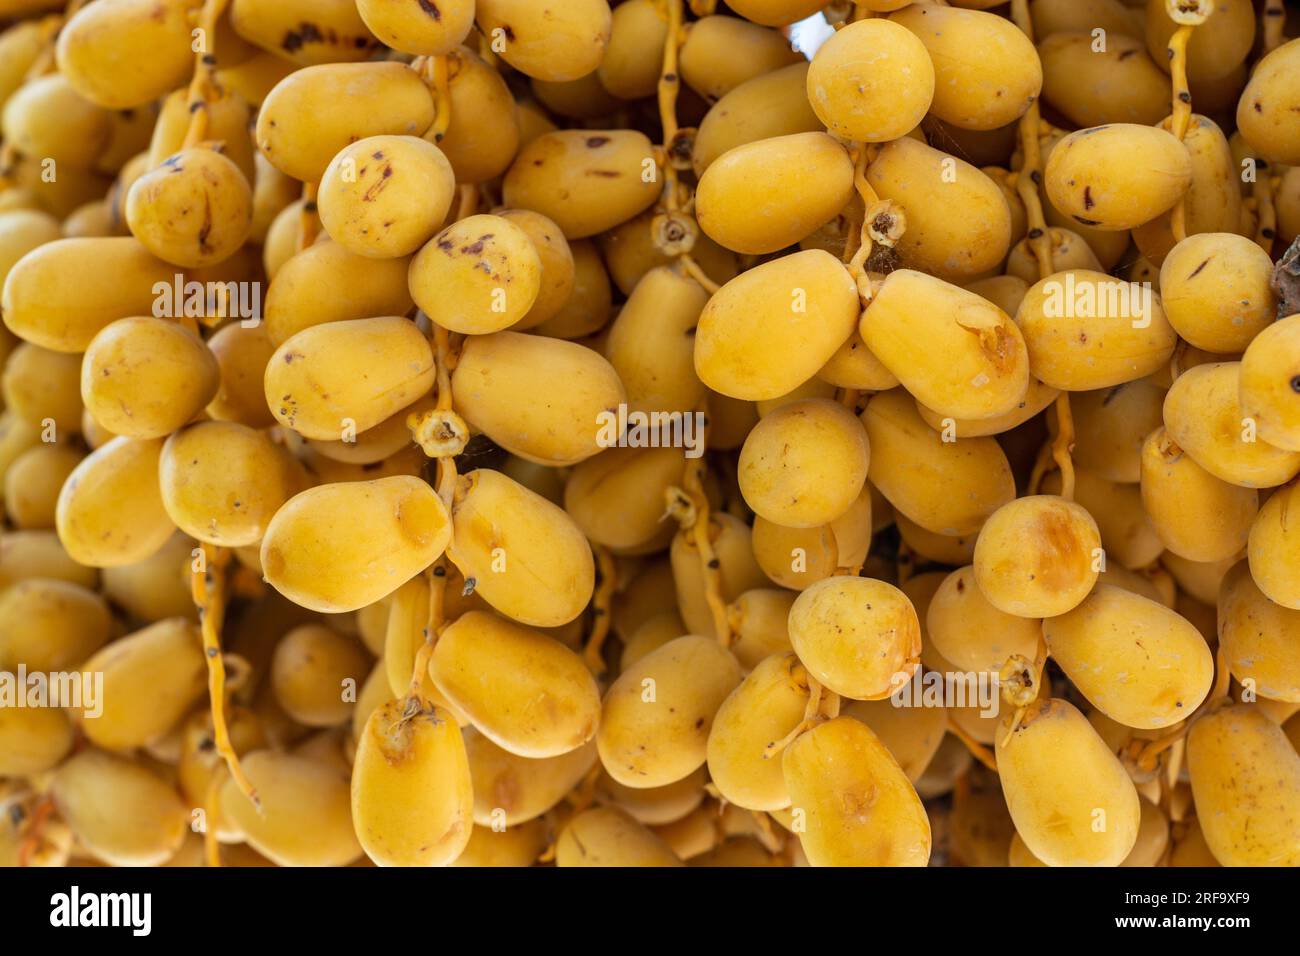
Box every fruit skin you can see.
[861,389,1016,537]
[1015,269,1177,391]
[56,0,197,109]
[256,62,436,183]
[694,249,859,402]
[861,269,1029,420]
[1187,705,1300,866]
[356,0,475,57]
[81,317,219,440]
[696,132,854,256]
[805,18,935,144]
[125,148,253,268]
[787,575,921,701]
[973,495,1101,618]
[474,0,612,83]
[1218,561,1300,703]
[408,214,542,334]
[1236,38,1300,166]
[738,399,870,529]
[259,476,452,614]
[782,716,931,867]
[318,135,455,260]
[51,749,188,867]
[264,316,435,441]
[351,697,473,868]
[501,130,660,239]
[1239,313,1300,452]
[1045,125,1193,231]
[1165,362,1300,489]
[707,652,809,811]
[889,4,1041,131]
[555,806,683,867]
[997,698,1140,867]
[430,610,601,758]
[1,237,174,353]
[55,436,176,569]
[451,332,626,467]
[447,469,595,628]
[219,750,363,867]
[1043,584,1214,730]
[597,635,742,789]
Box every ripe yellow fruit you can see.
[319,135,455,259]
[788,575,921,701]
[783,717,931,866]
[266,317,435,441]
[1016,270,1178,390]
[351,697,473,867]
[502,130,659,239]
[973,495,1101,618]
[81,317,219,439]
[1140,426,1257,562]
[1160,232,1275,353]
[219,750,363,867]
[447,469,594,627]
[998,698,1140,867]
[1165,362,1300,488]
[55,0,196,109]
[1,237,173,352]
[556,806,683,867]
[475,0,611,82]
[271,624,371,728]
[1044,584,1213,729]
[695,250,858,401]
[1045,125,1193,231]
[1236,38,1300,165]
[696,133,854,256]
[598,635,742,788]
[356,0,475,56]
[256,62,435,183]
[1239,313,1300,452]
[678,15,802,100]
[738,399,869,529]
[1187,705,1300,865]
[56,436,175,568]
[866,137,1013,283]
[125,148,252,268]
[862,389,1016,536]
[889,4,1041,131]
[1248,480,1300,610]
[231,0,378,65]
[52,749,188,867]
[451,332,626,466]
[926,565,1042,674]
[1218,561,1300,703]
[430,610,600,758]
[264,240,415,345]
[260,477,451,613]
[862,270,1029,420]
[409,214,542,334]
[76,617,206,751]
[1038,32,1169,128]
[806,18,934,143]
[707,652,810,810]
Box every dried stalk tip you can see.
[652,212,698,258]
[1166,0,1211,25]
[409,409,470,459]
